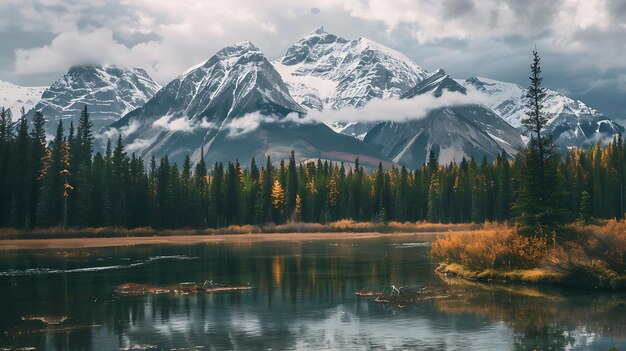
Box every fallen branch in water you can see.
[116,281,253,296]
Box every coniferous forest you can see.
[0,102,624,231]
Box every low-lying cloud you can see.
[220,88,488,137]
[100,89,490,144]
[305,88,488,125]
[153,115,197,132]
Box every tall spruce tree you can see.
[29,112,47,227]
[513,49,568,236]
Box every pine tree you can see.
[29,111,47,226]
[427,174,441,223]
[37,121,66,227]
[12,116,30,227]
[513,49,568,236]
[261,156,273,222]
[76,105,94,167]
[578,190,592,224]
[286,151,298,220]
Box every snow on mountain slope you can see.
[273,27,429,138]
[0,80,45,119]
[364,69,525,168]
[464,77,624,148]
[111,41,392,167]
[27,65,161,133]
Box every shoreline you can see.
[0,231,442,251]
[434,262,626,290]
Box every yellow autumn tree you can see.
[327,177,338,207]
[295,194,302,222]
[271,180,285,213]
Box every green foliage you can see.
[0,99,625,229]
[514,49,569,236]
[578,191,592,224]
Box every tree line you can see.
[0,50,620,233]
[0,105,623,231]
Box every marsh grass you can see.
[0,220,477,239]
[432,220,626,289]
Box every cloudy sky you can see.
[1,0,625,119]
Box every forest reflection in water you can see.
[0,237,624,350]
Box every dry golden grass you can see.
[431,226,548,271]
[432,220,626,289]
[0,220,480,239]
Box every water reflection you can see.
[0,239,623,350]
[434,277,626,350]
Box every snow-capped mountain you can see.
[273,27,429,138]
[112,41,392,167]
[464,77,624,147]
[26,65,161,133]
[0,80,45,118]
[364,69,525,168]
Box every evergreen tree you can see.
[578,190,592,224]
[12,116,30,227]
[513,49,568,236]
[29,111,47,226]
[286,151,298,221]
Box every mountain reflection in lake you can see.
[0,237,624,350]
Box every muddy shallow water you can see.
[0,236,624,350]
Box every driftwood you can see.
[355,288,383,297]
[21,315,68,325]
[116,281,253,296]
[357,285,466,306]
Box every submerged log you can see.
[21,315,69,325]
[116,282,253,296]
[358,284,467,306]
[355,288,383,297]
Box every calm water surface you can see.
[0,237,624,350]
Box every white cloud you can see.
[226,113,279,137]
[224,89,487,136]
[153,115,197,132]
[306,88,488,124]
[9,0,621,84]
[126,135,158,153]
[2,0,625,120]
[15,28,132,74]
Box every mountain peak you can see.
[182,41,264,77]
[67,64,104,74]
[0,80,46,118]
[27,64,160,133]
[275,29,429,111]
[216,40,261,58]
[402,68,465,99]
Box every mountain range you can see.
[364,69,524,168]
[0,27,622,168]
[26,65,161,134]
[463,77,623,146]
[111,41,391,167]
[0,80,46,118]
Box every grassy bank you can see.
[0,220,479,240]
[431,220,626,289]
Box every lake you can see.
[0,236,624,350]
